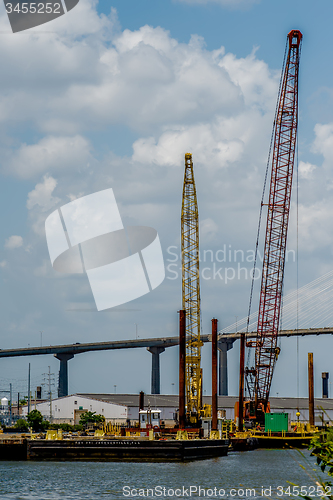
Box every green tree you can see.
[310,427,333,476]
[14,419,29,431]
[27,410,44,431]
[293,429,333,500]
[79,411,105,426]
[40,420,50,431]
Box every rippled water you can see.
[0,450,327,500]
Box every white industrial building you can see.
[21,394,333,427]
[78,394,333,427]
[21,395,128,424]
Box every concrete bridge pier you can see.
[54,353,74,397]
[147,347,165,394]
[217,339,236,396]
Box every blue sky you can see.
[0,0,332,401]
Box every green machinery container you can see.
[265,412,289,432]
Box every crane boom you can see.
[246,30,302,417]
[181,153,202,425]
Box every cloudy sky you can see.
[0,0,333,402]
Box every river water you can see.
[0,449,328,500]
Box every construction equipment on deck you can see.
[181,153,203,426]
[244,30,303,424]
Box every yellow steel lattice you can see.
[181,153,202,425]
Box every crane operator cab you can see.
[139,409,161,429]
[240,400,271,428]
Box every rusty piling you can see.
[308,352,314,427]
[179,310,186,429]
[238,333,245,431]
[212,318,218,431]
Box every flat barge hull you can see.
[27,439,229,462]
[0,439,27,460]
[255,436,313,448]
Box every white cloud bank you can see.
[7,136,93,179]
[0,3,276,143]
[0,12,278,182]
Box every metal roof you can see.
[77,394,333,411]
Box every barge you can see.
[0,436,229,462]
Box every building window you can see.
[74,401,77,405]
[102,409,104,413]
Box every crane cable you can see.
[223,269,333,334]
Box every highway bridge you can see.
[1,327,332,398]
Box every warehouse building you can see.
[22,394,333,427]
[21,395,128,424]
[79,394,333,427]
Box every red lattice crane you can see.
[245,30,303,423]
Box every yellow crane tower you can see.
[181,153,202,426]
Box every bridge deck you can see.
[0,327,332,358]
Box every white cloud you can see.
[312,123,333,167]
[27,175,61,212]
[0,17,277,136]
[132,122,244,167]
[217,48,278,109]
[298,200,333,252]
[6,135,93,179]
[8,22,279,253]
[292,123,333,254]
[47,27,244,133]
[5,235,23,249]
[132,109,271,169]
[0,260,7,268]
[299,161,316,180]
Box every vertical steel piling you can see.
[179,310,186,429]
[308,352,314,427]
[212,319,218,431]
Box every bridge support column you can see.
[217,339,235,396]
[54,353,74,398]
[218,341,228,396]
[147,347,165,394]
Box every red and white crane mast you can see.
[246,30,303,418]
